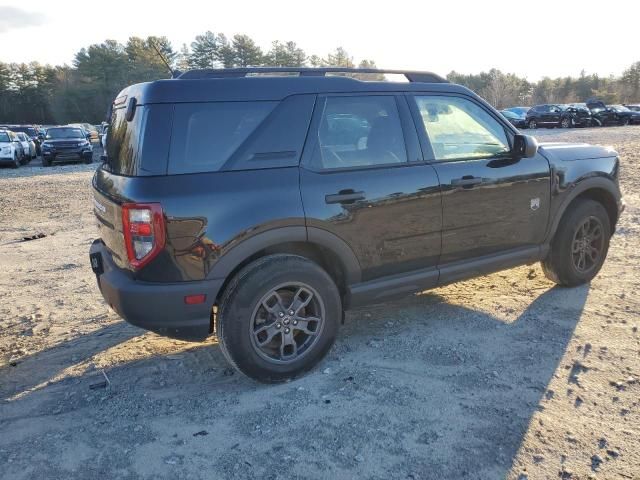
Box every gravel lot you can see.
[1,129,638,480]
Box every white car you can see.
[15,132,36,160]
[0,130,22,168]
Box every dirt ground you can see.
[0,128,638,480]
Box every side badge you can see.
[530,198,540,211]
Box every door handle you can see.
[450,176,483,188]
[325,189,365,205]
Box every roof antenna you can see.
[150,41,181,78]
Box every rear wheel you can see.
[619,117,630,126]
[12,154,20,168]
[528,119,538,129]
[542,199,611,286]
[217,254,342,383]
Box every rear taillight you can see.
[121,203,165,269]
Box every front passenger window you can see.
[312,96,407,169]
[414,96,510,161]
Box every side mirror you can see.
[513,134,538,159]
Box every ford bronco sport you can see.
[89,67,624,382]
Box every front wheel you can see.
[560,117,572,128]
[217,254,342,382]
[542,199,611,287]
[12,154,20,168]
[528,119,537,129]
[619,117,630,126]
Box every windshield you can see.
[12,127,36,136]
[0,132,10,142]
[46,128,84,139]
[501,111,517,119]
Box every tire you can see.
[541,199,611,287]
[217,254,342,383]
[560,117,572,128]
[528,119,537,129]
[12,154,20,169]
[619,117,630,126]
[83,156,92,164]
[42,157,51,167]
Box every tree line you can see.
[1,30,639,124]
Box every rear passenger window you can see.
[168,101,277,174]
[312,96,407,170]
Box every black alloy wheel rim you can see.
[572,216,604,273]
[250,283,325,364]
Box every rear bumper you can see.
[89,239,223,340]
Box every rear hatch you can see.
[93,90,172,270]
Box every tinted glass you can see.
[168,101,276,174]
[46,128,84,139]
[415,95,510,161]
[312,95,407,169]
[0,132,9,142]
[106,105,146,176]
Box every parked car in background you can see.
[89,67,623,382]
[6,125,42,155]
[525,104,581,129]
[41,126,93,166]
[0,129,23,168]
[15,132,36,160]
[560,104,592,127]
[589,104,640,126]
[503,106,530,118]
[624,104,640,112]
[500,109,527,128]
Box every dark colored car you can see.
[500,109,527,128]
[41,127,93,166]
[89,67,624,382]
[525,104,591,129]
[590,105,640,126]
[625,104,640,112]
[4,125,42,155]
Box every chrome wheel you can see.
[572,216,604,273]
[250,283,325,364]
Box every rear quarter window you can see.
[168,101,277,175]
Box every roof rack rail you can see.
[178,67,448,83]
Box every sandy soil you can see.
[0,129,638,480]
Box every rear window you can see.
[168,101,276,174]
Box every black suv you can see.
[525,104,591,129]
[41,126,93,166]
[89,68,624,382]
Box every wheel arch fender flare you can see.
[546,177,621,243]
[206,226,362,286]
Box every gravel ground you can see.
[0,129,638,480]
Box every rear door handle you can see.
[451,176,483,188]
[325,190,365,204]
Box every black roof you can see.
[115,67,476,105]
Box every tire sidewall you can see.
[219,255,341,382]
[548,200,611,286]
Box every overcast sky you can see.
[1,0,638,80]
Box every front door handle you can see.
[325,189,365,205]
[451,176,483,188]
